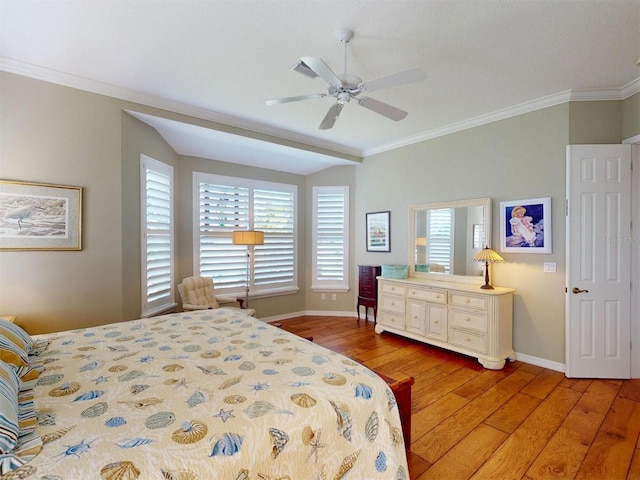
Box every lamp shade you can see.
[473,246,505,263]
[232,230,264,246]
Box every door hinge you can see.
[565,199,568,217]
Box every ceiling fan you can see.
[265,28,427,130]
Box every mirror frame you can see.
[408,197,492,285]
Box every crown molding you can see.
[0,58,361,159]
[364,77,640,157]
[3,58,638,161]
[363,90,573,156]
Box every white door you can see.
[566,145,632,378]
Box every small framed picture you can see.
[0,180,83,251]
[500,197,551,253]
[366,211,390,252]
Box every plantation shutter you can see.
[193,173,298,296]
[197,181,249,290]
[312,186,349,291]
[253,188,295,289]
[141,155,174,316]
[427,208,454,273]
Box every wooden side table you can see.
[357,265,381,323]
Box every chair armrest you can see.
[215,296,237,306]
[216,296,247,309]
[182,303,210,311]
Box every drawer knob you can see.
[436,295,440,299]
[465,336,471,342]
[466,317,471,322]
[465,299,470,303]
[434,320,439,324]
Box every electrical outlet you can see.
[331,294,337,301]
[321,293,326,300]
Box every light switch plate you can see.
[543,262,556,273]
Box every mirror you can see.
[409,197,491,284]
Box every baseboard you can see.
[260,310,357,324]
[513,352,565,373]
[259,310,567,373]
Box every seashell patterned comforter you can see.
[19,309,409,479]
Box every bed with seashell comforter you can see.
[12,308,409,479]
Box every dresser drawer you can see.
[380,294,405,313]
[407,287,447,304]
[449,292,487,310]
[450,307,488,332]
[379,310,405,330]
[380,282,406,297]
[449,328,487,354]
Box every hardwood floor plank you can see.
[417,424,508,480]
[575,397,640,480]
[411,367,480,413]
[453,368,512,400]
[470,386,582,480]
[627,448,640,480]
[484,392,542,434]
[411,392,470,443]
[521,369,566,399]
[275,316,639,480]
[618,379,640,402]
[413,369,537,463]
[526,379,620,480]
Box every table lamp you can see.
[472,246,505,289]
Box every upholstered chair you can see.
[178,276,255,316]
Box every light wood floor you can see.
[277,315,640,480]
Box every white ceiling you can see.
[2,1,639,174]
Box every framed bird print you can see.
[0,180,83,251]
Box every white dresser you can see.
[376,277,515,370]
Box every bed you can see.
[0,309,409,479]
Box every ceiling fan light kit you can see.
[266,28,426,130]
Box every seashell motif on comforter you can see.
[23,309,408,478]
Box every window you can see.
[193,173,297,297]
[312,186,349,291]
[140,155,174,316]
[427,208,454,273]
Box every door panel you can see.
[566,145,631,378]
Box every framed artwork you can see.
[0,180,83,251]
[366,211,390,252]
[500,197,551,253]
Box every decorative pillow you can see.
[0,319,33,354]
[0,337,29,370]
[0,361,20,453]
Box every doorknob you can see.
[572,287,589,294]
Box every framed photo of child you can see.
[500,197,551,253]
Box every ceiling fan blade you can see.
[358,97,408,121]
[360,67,426,93]
[265,93,326,105]
[301,56,343,87]
[319,103,344,130]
